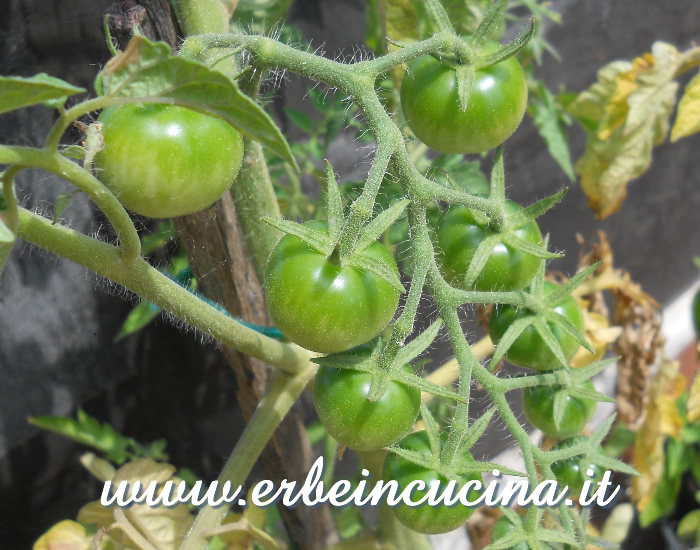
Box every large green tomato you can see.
[489,281,585,370]
[522,380,596,440]
[95,104,244,218]
[400,47,527,154]
[383,431,482,535]
[313,362,420,451]
[264,222,400,353]
[436,202,542,291]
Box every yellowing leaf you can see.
[570,310,622,368]
[569,42,680,219]
[632,359,685,513]
[77,458,194,550]
[671,69,700,141]
[687,369,700,423]
[33,520,91,550]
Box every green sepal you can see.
[385,445,439,472]
[424,0,455,34]
[310,350,374,372]
[506,188,568,228]
[450,459,525,478]
[552,386,568,432]
[392,369,469,405]
[420,402,443,459]
[455,66,475,112]
[261,217,334,256]
[485,532,524,550]
[544,262,600,307]
[344,251,405,294]
[545,309,593,353]
[457,407,496,453]
[592,453,640,477]
[324,160,344,244]
[533,528,578,545]
[585,536,619,550]
[588,414,616,449]
[533,316,570,367]
[569,385,616,404]
[488,146,505,200]
[503,232,563,259]
[474,17,536,71]
[573,358,617,383]
[394,318,443,367]
[354,199,410,254]
[488,315,534,371]
[463,233,501,287]
[471,0,508,50]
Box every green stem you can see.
[180,362,318,550]
[2,166,21,236]
[0,145,141,262]
[17,206,310,374]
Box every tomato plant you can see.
[400,45,527,155]
[522,380,596,439]
[489,281,585,370]
[95,104,244,218]
[490,515,529,550]
[436,202,542,291]
[313,362,420,451]
[383,431,482,535]
[550,437,605,499]
[264,222,400,353]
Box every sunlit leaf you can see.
[33,520,91,550]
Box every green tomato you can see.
[436,202,542,291]
[313,361,420,451]
[489,516,529,550]
[550,437,605,499]
[95,104,244,218]
[400,46,527,154]
[264,222,400,353]
[489,281,585,371]
[522,379,596,440]
[383,431,482,535]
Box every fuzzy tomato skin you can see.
[522,380,596,440]
[550,437,605,499]
[95,104,244,218]
[313,363,420,451]
[264,223,400,353]
[436,202,542,291]
[489,281,585,371]
[400,49,527,155]
[383,431,482,535]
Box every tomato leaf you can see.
[0,73,85,115]
[114,300,161,342]
[687,369,700,424]
[529,82,575,181]
[33,520,92,550]
[354,198,410,254]
[99,36,298,170]
[53,190,80,225]
[284,106,314,134]
[568,42,680,218]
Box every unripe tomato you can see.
[95,104,244,218]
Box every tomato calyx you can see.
[487,256,600,372]
[312,319,476,406]
[262,161,407,294]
